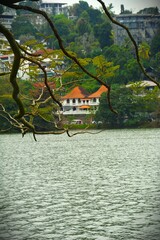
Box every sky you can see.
[64,0,160,14]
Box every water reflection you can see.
[0,129,160,239]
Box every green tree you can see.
[95,86,136,127]
[95,85,159,128]
[150,26,160,56]
[76,16,91,35]
[94,21,113,49]
[147,26,160,81]
[11,15,38,40]
[103,44,141,84]
[0,4,4,14]
[40,14,76,49]
[139,42,150,60]
[87,8,102,25]
[69,1,89,18]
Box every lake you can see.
[0,129,160,240]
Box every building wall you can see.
[0,54,14,73]
[40,2,67,15]
[113,14,160,45]
[62,98,99,115]
[0,14,15,30]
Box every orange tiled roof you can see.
[62,86,89,99]
[89,85,108,98]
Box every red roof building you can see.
[61,85,108,117]
[89,85,108,98]
[62,86,89,99]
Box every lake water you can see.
[0,129,160,240]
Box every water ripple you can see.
[0,129,160,239]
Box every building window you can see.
[67,99,70,103]
[93,98,96,102]
[73,99,75,104]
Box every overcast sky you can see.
[65,0,160,14]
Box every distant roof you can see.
[126,80,157,88]
[115,14,160,17]
[62,86,89,99]
[89,85,108,98]
[139,80,157,87]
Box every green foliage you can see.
[54,14,74,40]
[0,4,4,14]
[150,52,160,79]
[76,17,91,35]
[0,94,17,113]
[69,1,90,18]
[95,85,160,128]
[87,8,102,25]
[150,26,160,56]
[0,76,12,95]
[93,21,113,49]
[38,105,54,122]
[92,55,119,80]
[39,14,76,48]
[0,77,33,115]
[139,42,150,60]
[61,55,119,93]
[148,24,160,80]
[103,45,141,84]
[11,15,38,41]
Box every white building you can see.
[0,9,16,31]
[39,0,67,15]
[126,80,157,91]
[62,85,108,116]
[0,54,14,73]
